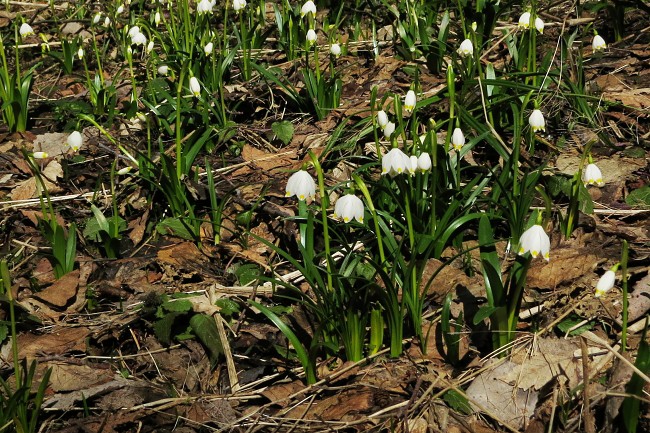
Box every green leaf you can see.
[189,314,224,367]
[162,299,193,313]
[473,305,499,326]
[153,312,185,345]
[556,315,592,336]
[443,389,473,415]
[621,321,650,433]
[234,263,261,286]
[156,217,196,240]
[626,186,650,208]
[216,298,241,316]
[271,120,294,145]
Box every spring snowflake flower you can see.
[233,0,247,13]
[146,40,155,53]
[131,31,147,46]
[77,47,84,59]
[189,77,201,97]
[451,128,465,151]
[306,29,317,45]
[518,12,531,29]
[330,43,341,56]
[158,65,169,75]
[582,163,604,187]
[457,39,473,57]
[592,35,607,51]
[117,4,125,14]
[204,42,213,56]
[104,17,111,27]
[534,17,544,34]
[417,152,432,171]
[117,166,132,175]
[19,23,34,37]
[301,0,316,17]
[32,151,48,159]
[334,194,364,223]
[197,0,213,14]
[376,110,389,129]
[67,131,83,152]
[383,121,396,139]
[154,11,161,26]
[285,170,316,200]
[595,269,616,297]
[409,155,418,174]
[93,13,102,25]
[382,148,411,176]
[518,224,550,261]
[404,90,416,112]
[128,26,140,38]
[529,109,545,132]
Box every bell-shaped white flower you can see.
[534,17,544,34]
[233,0,247,12]
[197,0,214,14]
[116,4,125,14]
[285,170,316,200]
[457,39,473,57]
[383,121,395,139]
[158,65,169,76]
[329,43,341,56]
[376,110,389,129]
[301,0,316,17]
[131,31,147,46]
[451,127,465,151]
[306,28,317,45]
[19,23,34,37]
[582,163,604,187]
[529,109,545,132]
[592,35,606,51]
[518,12,531,29]
[128,26,140,38]
[32,151,48,159]
[146,40,154,53]
[409,155,418,174]
[204,42,213,56]
[334,194,364,223]
[154,11,161,26]
[117,166,132,175]
[518,224,550,261]
[93,13,102,25]
[104,17,111,27]
[77,47,84,59]
[67,131,83,152]
[189,76,201,97]
[417,152,432,171]
[381,148,410,176]
[404,90,416,112]
[595,270,616,297]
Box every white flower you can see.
[93,13,102,24]
[595,270,616,297]
[232,0,247,12]
[104,17,111,26]
[582,163,604,187]
[131,31,147,46]
[404,90,416,112]
[534,17,544,34]
[306,29,317,45]
[189,76,201,97]
[334,194,364,223]
[518,224,550,261]
[376,110,389,129]
[117,4,125,14]
[417,152,432,171]
[329,43,341,56]
[19,23,34,37]
[409,155,418,174]
[518,12,531,29]
[117,166,132,175]
[301,0,316,17]
[77,47,84,59]
[457,39,473,57]
[592,35,607,51]
[146,40,154,53]
[204,42,213,56]
[383,121,395,139]
[158,65,169,75]
[285,170,316,200]
[128,26,140,38]
[32,151,48,159]
[382,148,411,176]
[451,127,465,151]
[154,11,161,26]
[67,131,83,151]
[197,0,213,14]
[529,109,545,132]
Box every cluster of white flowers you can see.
[128,25,147,46]
[518,12,544,33]
[197,0,216,14]
[232,0,247,13]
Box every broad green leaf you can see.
[271,120,294,145]
[473,305,499,326]
[626,186,650,208]
[156,217,196,240]
[190,314,224,367]
[443,389,473,415]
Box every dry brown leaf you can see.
[526,245,598,289]
[33,132,71,158]
[9,159,63,200]
[32,270,79,307]
[48,362,114,392]
[17,327,90,360]
[626,270,650,323]
[157,242,202,267]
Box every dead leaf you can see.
[48,362,114,392]
[157,242,202,267]
[527,244,598,289]
[9,159,63,200]
[33,132,71,158]
[32,270,79,307]
[17,327,90,360]
[626,270,650,323]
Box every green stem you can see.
[310,152,333,293]
[621,240,629,352]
